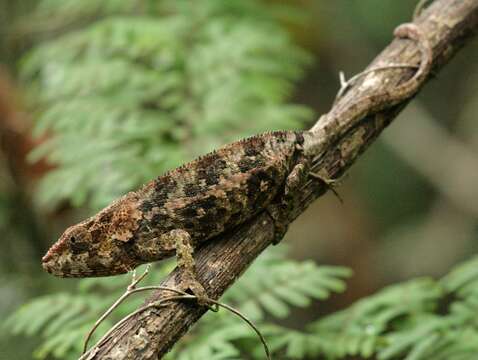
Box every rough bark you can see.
[87,1,478,358]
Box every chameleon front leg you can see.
[166,229,210,306]
[285,154,342,202]
[296,143,343,200]
[308,171,343,202]
[268,155,343,243]
[267,157,310,244]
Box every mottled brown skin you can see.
[43,23,433,286]
[42,131,306,278]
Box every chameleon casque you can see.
[42,23,432,302]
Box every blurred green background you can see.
[1,0,477,359]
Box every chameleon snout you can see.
[42,256,57,275]
[41,237,72,276]
[41,251,65,277]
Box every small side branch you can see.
[87,1,478,359]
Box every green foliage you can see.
[165,248,351,360]
[13,2,478,360]
[5,248,350,360]
[262,255,478,360]
[5,262,172,359]
[13,253,478,360]
[22,0,312,210]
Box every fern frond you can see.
[23,0,312,210]
[223,249,351,321]
[165,247,351,360]
[291,257,478,360]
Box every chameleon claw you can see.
[181,271,218,311]
[183,287,219,311]
[198,296,219,312]
[309,172,343,203]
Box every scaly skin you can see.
[42,131,305,277]
[42,23,433,302]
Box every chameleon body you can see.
[42,23,433,283]
[42,131,307,277]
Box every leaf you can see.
[24,0,312,211]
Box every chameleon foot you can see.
[309,172,343,203]
[179,269,216,309]
[173,229,217,310]
[266,160,310,245]
[265,203,290,245]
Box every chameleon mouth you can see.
[42,255,68,277]
[41,245,71,277]
[42,251,136,278]
[41,249,94,277]
[42,258,126,277]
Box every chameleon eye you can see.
[69,239,90,254]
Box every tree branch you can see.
[87,1,478,358]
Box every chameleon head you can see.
[42,222,137,278]
[42,192,145,277]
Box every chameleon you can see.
[42,23,432,302]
